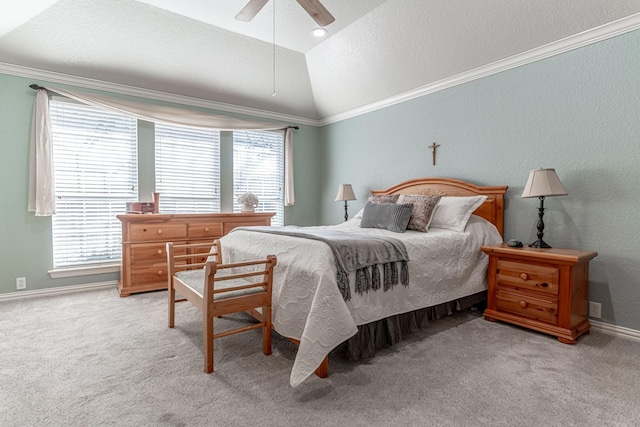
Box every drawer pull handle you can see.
[157,229,163,235]
[157,249,163,255]
[519,301,527,308]
[157,270,163,276]
[519,273,528,281]
[541,282,549,288]
[204,227,210,232]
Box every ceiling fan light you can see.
[311,27,328,38]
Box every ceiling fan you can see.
[235,0,335,27]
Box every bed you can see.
[219,177,508,387]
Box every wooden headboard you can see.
[370,177,508,237]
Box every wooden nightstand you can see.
[481,244,598,344]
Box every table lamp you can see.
[335,184,356,222]
[521,168,568,248]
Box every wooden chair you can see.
[166,240,277,373]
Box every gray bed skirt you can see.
[339,291,487,361]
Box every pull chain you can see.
[272,0,277,96]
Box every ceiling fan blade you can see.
[296,0,335,27]
[235,0,269,22]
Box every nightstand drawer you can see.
[497,259,559,296]
[496,289,558,325]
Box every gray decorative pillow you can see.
[368,194,400,204]
[360,202,413,233]
[401,195,442,232]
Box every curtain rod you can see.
[29,83,300,130]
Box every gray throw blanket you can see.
[231,226,410,301]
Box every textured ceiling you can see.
[1,0,640,122]
[133,0,389,53]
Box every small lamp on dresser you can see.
[521,168,568,248]
[335,184,357,222]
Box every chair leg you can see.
[204,312,214,373]
[168,283,175,329]
[262,305,272,356]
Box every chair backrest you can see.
[166,240,222,278]
[203,255,277,303]
[166,239,276,303]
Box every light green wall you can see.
[2,29,639,331]
[319,30,640,331]
[0,73,320,295]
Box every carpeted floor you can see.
[1,287,639,426]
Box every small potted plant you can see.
[237,192,259,212]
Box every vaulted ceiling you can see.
[1,0,639,123]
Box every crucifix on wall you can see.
[429,142,440,165]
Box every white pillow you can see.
[429,196,487,232]
[353,208,365,219]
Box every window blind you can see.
[50,100,138,267]
[155,124,220,213]
[233,130,284,226]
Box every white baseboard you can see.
[0,281,117,302]
[591,320,640,343]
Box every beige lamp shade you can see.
[521,168,568,198]
[335,184,357,201]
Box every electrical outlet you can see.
[589,301,601,319]
[16,277,27,290]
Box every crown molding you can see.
[2,12,639,128]
[0,62,320,127]
[319,12,640,126]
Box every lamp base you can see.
[529,196,551,249]
[529,239,551,249]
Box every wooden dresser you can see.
[482,244,598,344]
[117,212,274,297]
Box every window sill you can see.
[48,263,120,279]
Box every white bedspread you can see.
[219,215,502,387]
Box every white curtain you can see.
[28,89,55,216]
[28,86,296,216]
[284,127,295,206]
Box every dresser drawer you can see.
[129,223,187,242]
[497,259,559,296]
[188,222,223,239]
[131,264,169,285]
[131,242,186,263]
[223,219,269,234]
[496,288,558,325]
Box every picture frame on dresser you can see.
[117,212,275,297]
